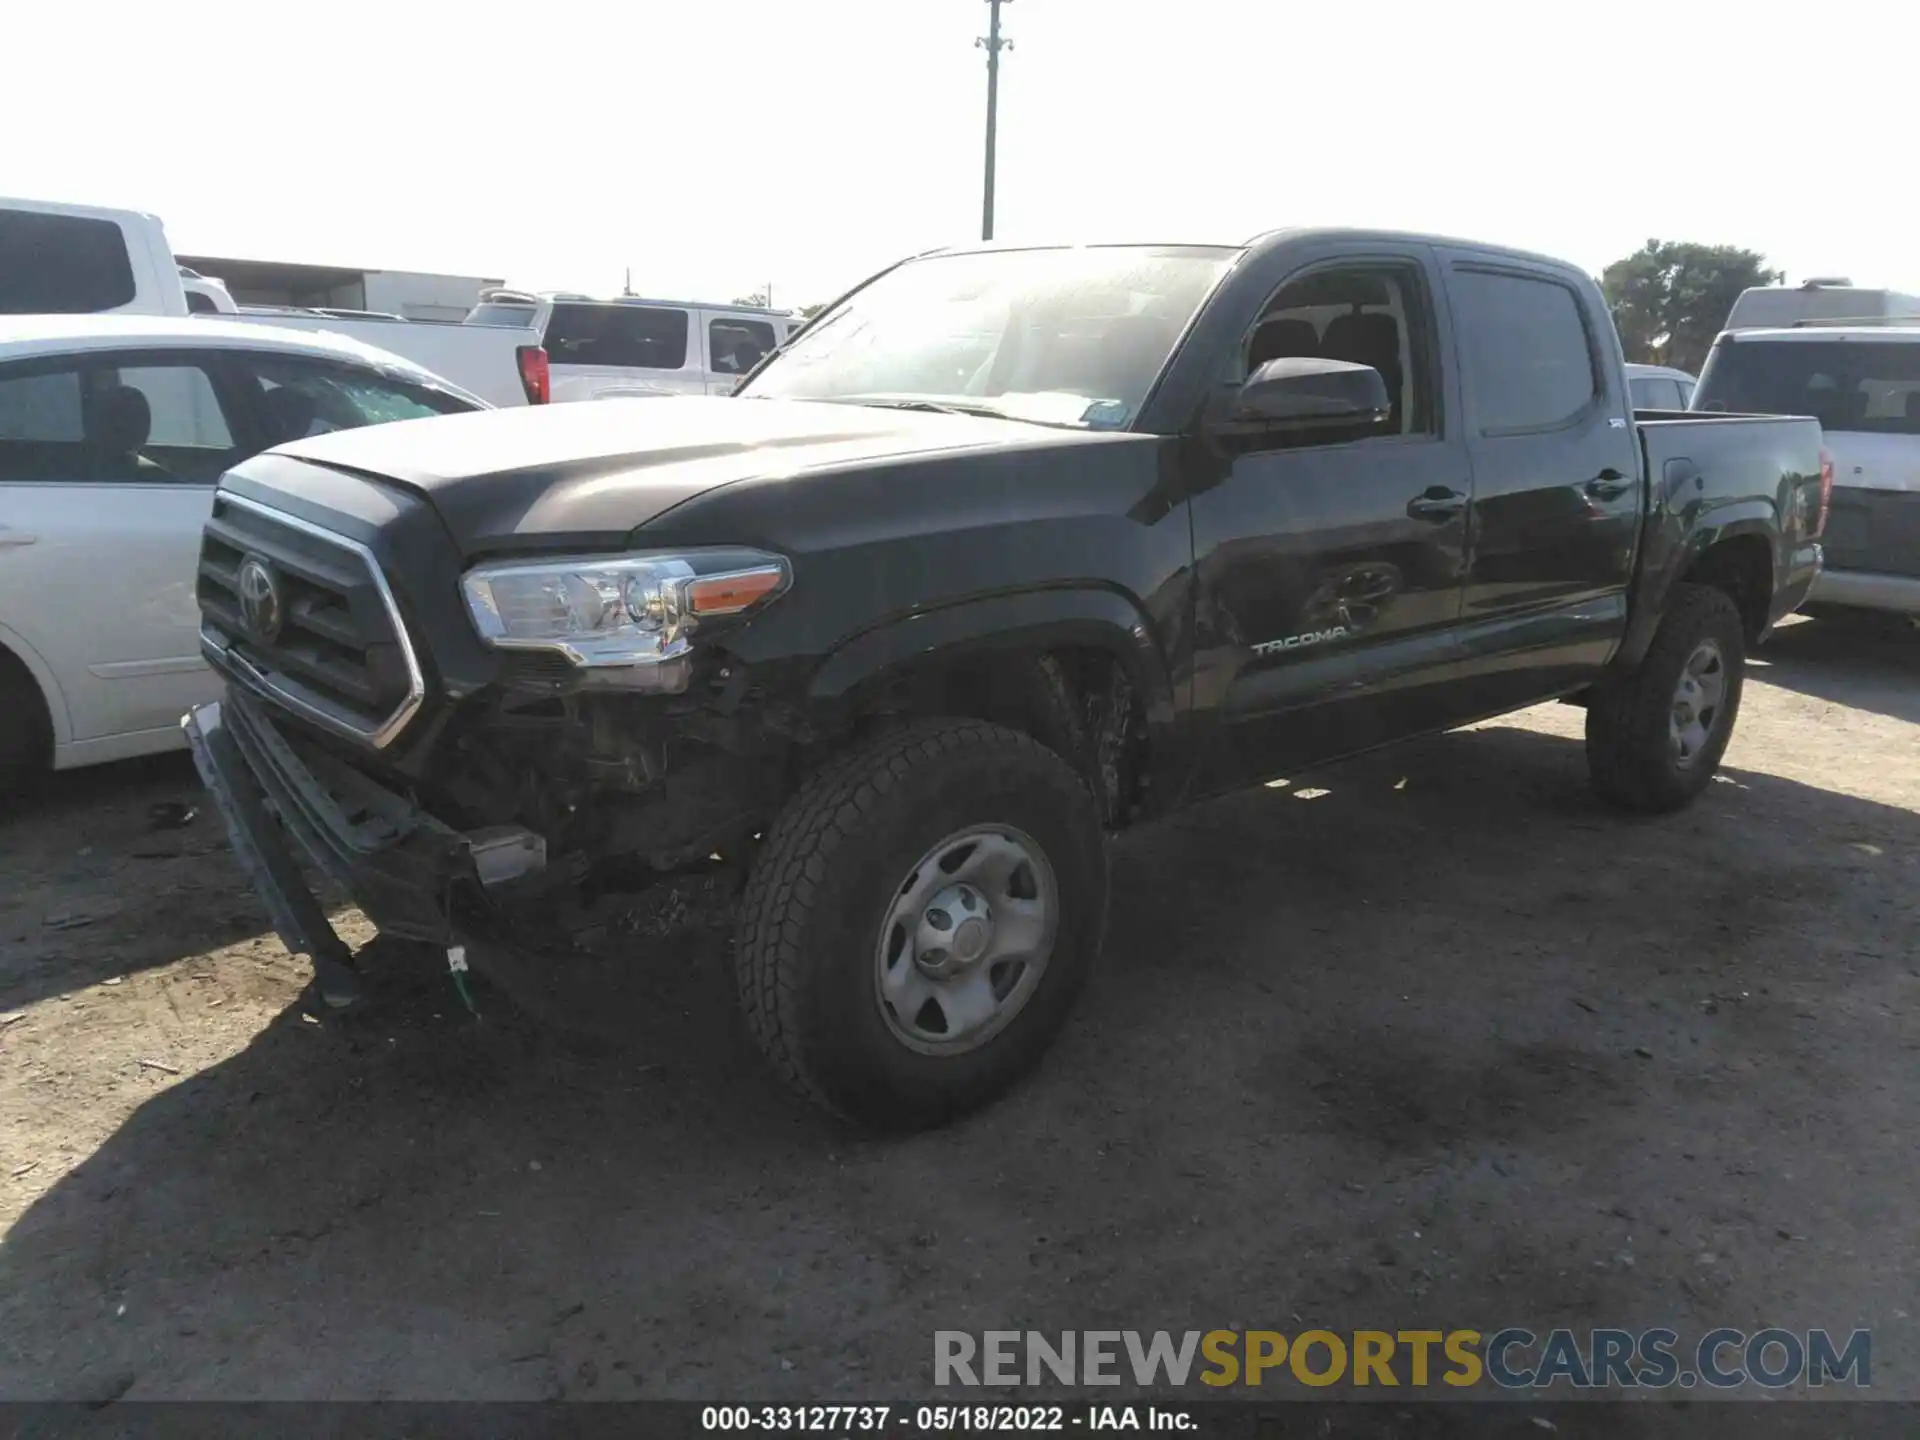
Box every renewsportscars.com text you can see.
[934,1328,1870,1390]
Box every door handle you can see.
[0,528,38,548]
[1406,487,1467,521]
[1586,470,1634,501]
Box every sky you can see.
[5,0,1917,310]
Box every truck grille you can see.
[196,491,424,748]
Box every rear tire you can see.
[735,718,1107,1130]
[0,649,52,796]
[1586,583,1745,814]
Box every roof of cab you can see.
[917,227,1593,277]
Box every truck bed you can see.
[1626,409,1826,648]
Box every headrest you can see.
[265,385,319,442]
[1323,312,1400,369]
[1249,318,1320,367]
[89,385,152,455]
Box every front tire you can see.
[1585,583,1746,814]
[0,649,52,796]
[735,718,1107,1130]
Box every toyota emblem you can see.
[236,556,285,644]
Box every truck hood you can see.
[270,395,1095,557]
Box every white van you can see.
[1724,279,1920,332]
[464,290,797,402]
[0,196,191,317]
[1,196,543,408]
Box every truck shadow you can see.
[1753,614,1920,725]
[0,751,283,1012]
[2,721,1915,1399]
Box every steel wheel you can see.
[873,824,1059,1056]
[1668,638,1726,767]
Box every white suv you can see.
[464,291,796,402]
[1693,324,1920,618]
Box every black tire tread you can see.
[735,717,1090,1122]
[1586,582,1745,814]
[0,647,52,793]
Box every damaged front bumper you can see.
[182,689,545,1005]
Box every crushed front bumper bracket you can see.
[183,699,364,1008]
[185,689,551,1010]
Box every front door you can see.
[1185,251,1474,793]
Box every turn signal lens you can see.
[687,566,788,615]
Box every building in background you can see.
[174,254,504,321]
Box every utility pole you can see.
[976,0,1012,241]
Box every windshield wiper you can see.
[855,397,997,418]
[831,396,1075,428]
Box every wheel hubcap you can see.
[874,825,1058,1055]
[1669,639,1727,768]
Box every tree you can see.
[732,289,771,309]
[1601,240,1781,373]
[798,302,827,320]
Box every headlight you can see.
[461,548,791,691]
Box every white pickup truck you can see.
[0,196,547,408]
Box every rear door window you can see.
[709,317,778,375]
[0,210,138,314]
[1694,340,1920,434]
[1629,376,1684,410]
[1450,269,1598,432]
[467,301,540,328]
[543,303,690,370]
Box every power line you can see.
[976,0,1012,241]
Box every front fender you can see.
[806,586,1179,744]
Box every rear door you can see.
[1439,254,1643,706]
[0,349,259,759]
[1694,334,1920,579]
[700,311,781,394]
[542,301,701,400]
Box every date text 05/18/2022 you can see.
[700,1404,1194,1432]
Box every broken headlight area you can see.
[408,681,801,953]
[460,547,792,695]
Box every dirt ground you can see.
[1,615,1915,1404]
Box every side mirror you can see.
[1228,356,1390,432]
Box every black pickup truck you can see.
[182,229,1827,1129]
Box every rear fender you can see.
[1618,497,1777,669]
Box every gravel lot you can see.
[1,615,1915,1404]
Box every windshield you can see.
[739,245,1239,429]
[1695,338,1920,435]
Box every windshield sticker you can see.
[1081,399,1131,429]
